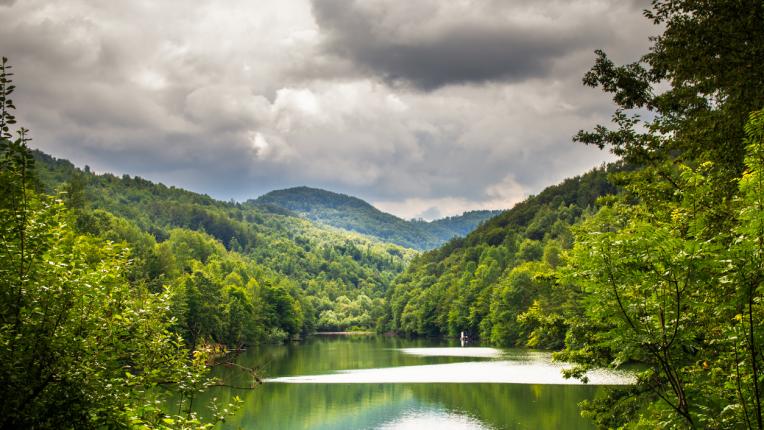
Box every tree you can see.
[181,270,224,350]
[259,283,303,338]
[726,110,764,429]
[224,285,256,347]
[563,112,764,428]
[564,2,764,426]
[576,0,764,199]
[0,57,233,429]
[563,198,716,426]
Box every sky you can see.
[0,0,656,220]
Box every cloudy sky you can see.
[0,0,655,220]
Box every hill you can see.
[384,163,619,346]
[32,150,417,335]
[254,186,502,250]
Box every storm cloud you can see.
[0,0,655,220]
[310,0,627,90]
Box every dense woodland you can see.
[34,150,418,338]
[1,0,764,428]
[255,186,501,250]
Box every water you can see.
[196,336,632,429]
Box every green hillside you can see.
[254,186,501,250]
[384,163,619,345]
[33,150,416,335]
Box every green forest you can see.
[1,0,764,428]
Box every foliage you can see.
[575,0,764,199]
[558,111,764,428]
[0,59,234,429]
[557,1,764,427]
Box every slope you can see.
[33,150,416,333]
[384,163,619,347]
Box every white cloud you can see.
[373,173,528,220]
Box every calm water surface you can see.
[197,336,631,429]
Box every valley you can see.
[1,1,763,428]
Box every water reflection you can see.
[378,410,491,430]
[206,381,601,429]
[199,337,619,429]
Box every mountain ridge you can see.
[253,186,503,250]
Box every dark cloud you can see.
[311,0,610,90]
[0,0,656,219]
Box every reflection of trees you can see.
[196,337,601,429]
[200,382,599,430]
[196,383,418,429]
[409,383,600,430]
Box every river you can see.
[195,335,632,429]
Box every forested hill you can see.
[32,149,416,334]
[254,186,502,250]
[384,163,619,344]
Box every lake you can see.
[196,335,632,429]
